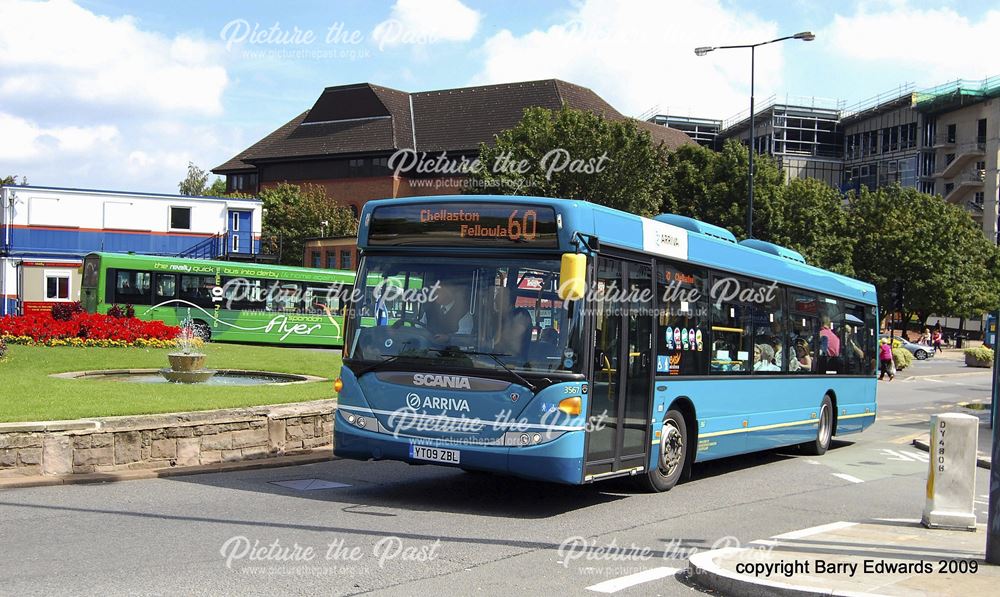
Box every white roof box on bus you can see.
[739,239,807,264]
[653,214,737,244]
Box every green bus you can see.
[81,252,355,346]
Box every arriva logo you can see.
[412,374,471,389]
[406,392,471,412]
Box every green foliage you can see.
[178,162,210,196]
[963,346,993,362]
[892,347,912,370]
[471,106,671,217]
[204,178,228,197]
[849,184,1000,322]
[259,183,358,266]
[1,174,28,186]
[773,178,855,275]
[662,139,784,240]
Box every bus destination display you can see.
[368,203,559,247]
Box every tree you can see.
[662,139,785,240]
[470,106,671,216]
[204,178,228,197]
[178,162,210,196]
[1,175,28,186]
[259,183,358,266]
[849,184,1000,330]
[771,178,854,275]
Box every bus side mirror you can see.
[559,253,586,301]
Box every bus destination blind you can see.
[368,203,559,247]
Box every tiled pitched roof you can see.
[213,79,692,174]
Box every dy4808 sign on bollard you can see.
[922,413,978,531]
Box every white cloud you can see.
[0,1,237,193]
[824,2,1000,83]
[373,0,481,48]
[472,0,783,119]
[0,113,119,161]
[0,0,228,116]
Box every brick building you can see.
[213,79,693,226]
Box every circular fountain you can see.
[160,315,216,384]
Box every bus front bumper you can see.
[333,410,585,485]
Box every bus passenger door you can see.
[584,257,653,478]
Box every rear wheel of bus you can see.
[637,409,687,493]
[801,395,833,456]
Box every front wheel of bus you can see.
[802,396,833,456]
[638,410,687,493]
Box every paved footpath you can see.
[689,519,997,596]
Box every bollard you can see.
[922,413,978,531]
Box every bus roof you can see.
[86,252,355,283]
[359,195,876,305]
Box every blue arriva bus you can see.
[334,196,878,491]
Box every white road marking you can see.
[880,448,928,463]
[771,521,857,540]
[832,473,865,484]
[585,566,681,593]
[804,459,821,465]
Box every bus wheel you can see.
[801,396,833,456]
[192,321,211,342]
[637,409,687,493]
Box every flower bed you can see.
[0,312,180,348]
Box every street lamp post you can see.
[695,31,815,239]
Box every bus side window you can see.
[114,270,152,305]
[709,274,751,374]
[787,292,818,373]
[179,275,214,308]
[155,274,176,301]
[751,282,784,373]
[656,260,709,375]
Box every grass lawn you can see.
[0,343,341,423]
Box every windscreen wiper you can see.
[430,348,537,392]
[353,340,420,377]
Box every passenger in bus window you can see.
[495,307,532,363]
[818,314,841,357]
[753,344,780,372]
[791,339,813,371]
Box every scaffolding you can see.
[913,76,1000,114]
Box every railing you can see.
[177,233,225,260]
[721,94,845,131]
[842,83,915,118]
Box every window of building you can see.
[348,158,367,177]
[975,192,985,205]
[945,182,955,195]
[881,128,891,153]
[921,181,936,195]
[889,126,899,151]
[230,173,258,193]
[339,250,352,270]
[978,119,987,144]
[45,272,71,301]
[372,157,389,171]
[169,206,191,230]
[311,251,321,269]
[947,124,957,144]
[326,252,337,269]
[945,153,955,166]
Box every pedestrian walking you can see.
[878,339,895,381]
[932,328,943,353]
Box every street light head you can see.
[793,31,815,41]
[694,46,714,56]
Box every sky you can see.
[2,0,999,194]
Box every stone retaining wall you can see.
[0,400,336,477]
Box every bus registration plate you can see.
[410,444,460,464]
